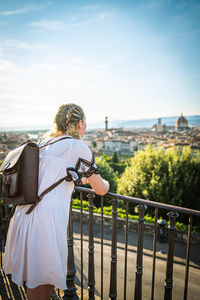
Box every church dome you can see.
[175,113,188,129]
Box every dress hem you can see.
[4,270,67,290]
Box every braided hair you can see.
[48,103,85,139]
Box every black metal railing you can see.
[70,187,200,300]
[1,187,200,300]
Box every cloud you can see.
[0,59,25,75]
[29,20,64,30]
[0,40,33,50]
[28,10,112,31]
[28,18,94,31]
[0,40,47,58]
[0,3,50,16]
[32,57,106,72]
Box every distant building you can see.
[105,116,108,131]
[0,143,8,151]
[175,113,188,131]
[85,137,137,155]
[152,118,166,132]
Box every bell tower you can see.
[105,116,108,131]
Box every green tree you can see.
[101,152,110,162]
[100,152,127,176]
[117,146,200,223]
[96,159,117,192]
[92,141,97,148]
[112,152,119,163]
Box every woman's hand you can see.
[81,177,89,185]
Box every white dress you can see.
[3,136,98,289]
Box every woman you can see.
[3,103,109,300]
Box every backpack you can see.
[0,136,72,217]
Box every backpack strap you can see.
[25,136,73,214]
[25,176,68,214]
[39,136,72,149]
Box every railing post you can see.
[63,199,78,300]
[87,193,95,300]
[80,192,84,299]
[134,204,147,300]
[151,207,159,300]
[124,200,129,300]
[184,215,193,300]
[164,211,179,300]
[109,198,118,300]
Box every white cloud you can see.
[32,57,106,73]
[29,20,64,30]
[0,3,50,16]
[28,18,94,30]
[0,59,26,75]
[0,40,47,54]
[28,9,112,31]
[0,40,33,50]
[0,5,35,16]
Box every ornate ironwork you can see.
[134,204,147,300]
[87,193,95,300]
[63,199,78,300]
[109,198,118,300]
[164,211,179,300]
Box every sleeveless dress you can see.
[3,136,98,289]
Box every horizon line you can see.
[1,113,200,128]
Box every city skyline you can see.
[0,0,200,127]
[0,114,199,131]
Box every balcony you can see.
[1,186,200,300]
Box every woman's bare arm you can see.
[82,174,109,195]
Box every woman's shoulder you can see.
[72,138,86,145]
[72,139,90,152]
[38,137,51,147]
[38,135,72,147]
[38,136,90,158]
[71,139,92,160]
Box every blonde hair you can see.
[47,103,85,139]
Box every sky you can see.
[0,0,200,128]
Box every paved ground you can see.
[72,220,200,300]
